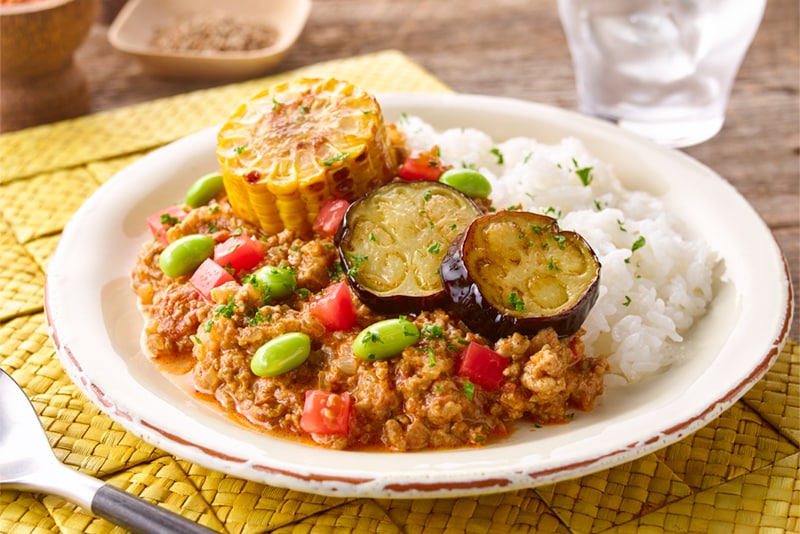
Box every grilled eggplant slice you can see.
[336,181,482,313]
[441,211,600,339]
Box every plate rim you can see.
[44,92,794,498]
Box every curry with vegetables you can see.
[131,78,608,451]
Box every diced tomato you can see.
[147,205,186,245]
[457,342,509,391]
[213,235,265,273]
[397,147,445,181]
[300,390,351,436]
[190,259,236,301]
[312,199,350,238]
[309,281,358,331]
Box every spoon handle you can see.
[92,484,217,534]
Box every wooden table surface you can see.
[48,0,800,340]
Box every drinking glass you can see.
[558,0,766,148]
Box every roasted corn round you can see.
[217,78,398,236]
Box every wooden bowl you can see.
[0,0,98,78]
[0,0,99,131]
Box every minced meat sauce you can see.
[131,197,608,451]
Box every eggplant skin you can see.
[440,211,600,340]
[335,180,482,314]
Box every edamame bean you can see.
[250,265,297,299]
[353,318,420,361]
[251,332,311,377]
[439,168,492,198]
[185,172,224,208]
[158,234,215,277]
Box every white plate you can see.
[45,93,794,498]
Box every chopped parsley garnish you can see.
[622,295,632,307]
[421,324,445,339]
[552,234,567,249]
[427,348,437,368]
[347,254,368,276]
[160,213,180,226]
[234,145,246,155]
[490,147,504,164]
[625,236,646,263]
[247,310,270,326]
[575,166,594,186]
[464,381,475,401]
[427,242,442,254]
[508,292,525,312]
[214,298,237,319]
[547,256,559,271]
[320,153,349,167]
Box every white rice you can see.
[397,116,717,384]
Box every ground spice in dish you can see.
[150,12,278,53]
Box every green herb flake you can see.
[347,254,368,277]
[160,213,180,226]
[508,292,525,312]
[427,348,437,368]
[490,147,504,165]
[575,166,594,186]
[214,298,237,319]
[547,256,559,271]
[552,234,567,249]
[320,152,349,167]
[427,242,442,254]
[422,324,445,339]
[631,236,646,253]
[464,380,475,401]
[234,145,246,155]
[247,310,268,326]
[622,295,632,307]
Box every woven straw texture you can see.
[1,50,797,534]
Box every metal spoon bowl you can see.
[0,368,216,533]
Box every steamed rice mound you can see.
[397,116,717,384]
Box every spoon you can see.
[0,368,217,534]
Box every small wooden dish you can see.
[107,0,311,81]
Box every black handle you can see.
[92,484,218,534]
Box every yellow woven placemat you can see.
[1,50,798,534]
